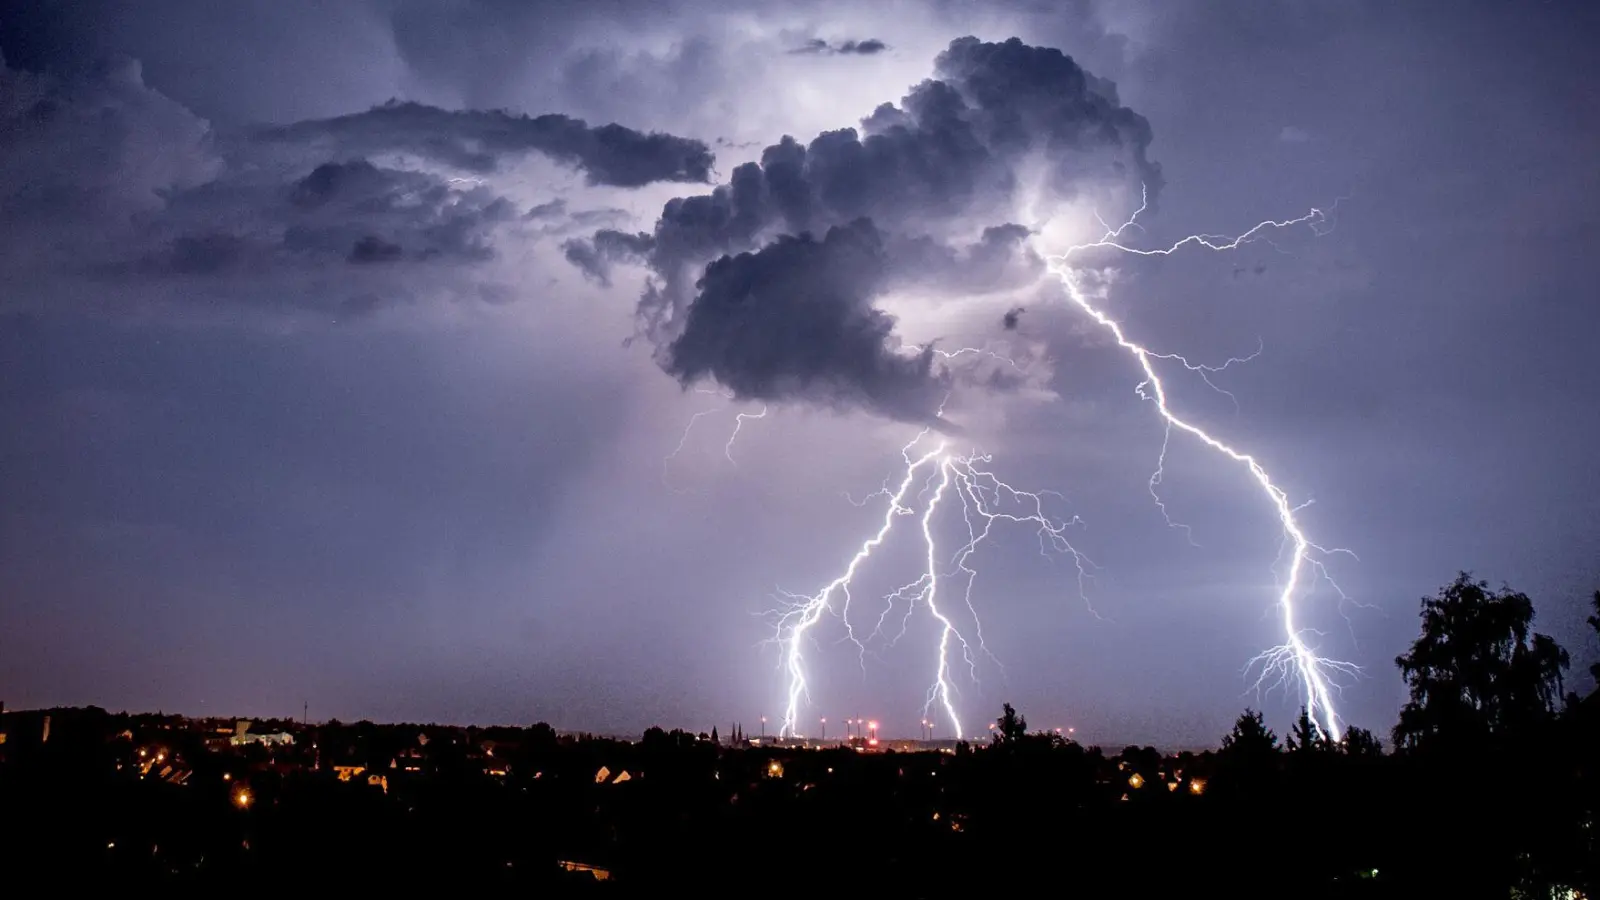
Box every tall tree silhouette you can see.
[1220,709,1278,757]
[1393,572,1569,752]
[1285,705,1332,756]
[993,703,1028,746]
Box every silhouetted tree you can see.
[1393,572,1570,752]
[1216,709,1279,793]
[1338,726,1384,757]
[1220,708,1278,757]
[641,726,668,750]
[1285,706,1332,756]
[1589,590,1599,685]
[992,703,1027,746]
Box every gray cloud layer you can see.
[0,50,712,315]
[571,36,1158,424]
[791,38,889,55]
[256,101,715,187]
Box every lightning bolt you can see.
[771,429,1088,741]
[663,388,768,485]
[724,405,767,463]
[1047,187,1358,741]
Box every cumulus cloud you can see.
[665,218,950,425]
[580,36,1160,424]
[563,229,655,286]
[0,54,220,269]
[256,101,715,187]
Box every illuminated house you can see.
[229,720,294,747]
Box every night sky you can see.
[2,0,1596,747]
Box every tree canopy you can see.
[1589,590,1600,685]
[1220,708,1278,757]
[1392,572,1569,752]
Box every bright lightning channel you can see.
[771,427,1089,741]
[1047,187,1358,741]
[724,405,767,463]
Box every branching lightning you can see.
[769,425,1090,741]
[746,184,1358,744]
[662,388,768,487]
[1047,187,1358,741]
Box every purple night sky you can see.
[1,0,1596,746]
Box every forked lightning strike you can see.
[770,428,1089,740]
[1048,188,1358,741]
[750,188,1356,742]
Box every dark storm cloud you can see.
[888,223,1044,294]
[563,229,655,286]
[0,49,707,315]
[1003,306,1025,330]
[665,218,948,425]
[256,101,715,187]
[791,38,889,55]
[656,220,1040,424]
[113,159,519,291]
[0,54,217,268]
[525,199,567,220]
[590,37,1158,423]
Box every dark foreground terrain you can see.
[4,578,1596,897]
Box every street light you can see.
[820,718,826,740]
[760,715,766,739]
[234,788,253,809]
[867,720,878,741]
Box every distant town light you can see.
[234,789,253,808]
[1127,773,1145,789]
[1188,779,1206,795]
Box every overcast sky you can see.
[1,0,1596,747]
